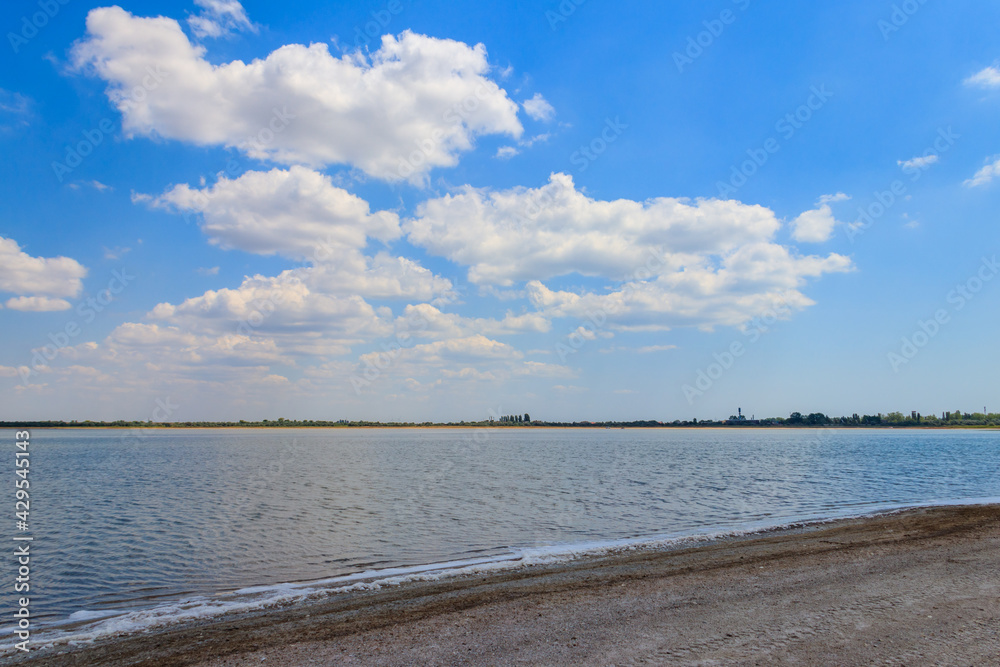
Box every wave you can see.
[4,496,999,655]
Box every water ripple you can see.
[1,427,998,629]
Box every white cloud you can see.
[5,296,73,312]
[635,344,677,353]
[307,254,454,301]
[964,156,1000,188]
[103,245,131,259]
[144,167,401,260]
[408,172,784,285]
[440,367,498,381]
[144,167,453,301]
[144,166,452,300]
[965,65,1000,89]
[513,361,575,377]
[72,8,523,183]
[196,266,220,276]
[522,93,555,122]
[495,146,519,160]
[818,193,850,205]
[0,89,31,131]
[791,193,849,243]
[898,155,938,171]
[0,236,87,299]
[394,303,551,341]
[407,175,852,332]
[361,334,521,369]
[0,89,30,115]
[148,271,393,355]
[347,333,577,392]
[187,0,256,38]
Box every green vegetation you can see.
[2,410,998,429]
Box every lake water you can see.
[2,427,999,647]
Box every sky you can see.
[1,0,999,422]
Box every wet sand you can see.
[11,505,1000,666]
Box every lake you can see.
[2,427,998,646]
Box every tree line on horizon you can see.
[2,410,998,429]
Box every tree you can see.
[787,412,804,424]
[524,413,530,423]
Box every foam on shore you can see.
[4,497,999,655]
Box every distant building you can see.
[724,407,760,425]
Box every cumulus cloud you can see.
[72,8,523,182]
[635,344,677,353]
[408,172,784,285]
[394,303,551,340]
[964,156,1000,188]
[306,255,454,301]
[147,271,393,356]
[965,65,1000,89]
[407,174,852,330]
[898,155,938,171]
[522,93,555,122]
[5,296,73,312]
[142,167,453,301]
[791,193,849,243]
[375,334,521,365]
[349,333,577,391]
[0,236,87,300]
[495,146,519,160]
[143,166,401,260]
[187,0,256,38]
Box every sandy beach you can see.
[10,504,1000,666]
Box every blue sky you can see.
[1,0,999,422]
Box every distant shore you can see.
[11,504,1000,666]
[3,423,999,430]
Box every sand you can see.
[10,505,1000,666]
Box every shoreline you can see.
[10,503,1000,666]
[5,425,999,430]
